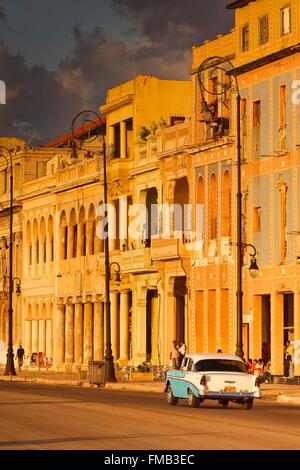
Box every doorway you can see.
[284,293,294,344]
[262,294,271,356]
[174,277,187,344]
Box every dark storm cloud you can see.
[0,4,5,21]
[0,1,233,142]
[111,0,233,49]
[0,41,82,142]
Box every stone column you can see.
[94,300,104,360]
[39,240,45,272]
[151,292,159,365]
[32,240,38,276]
[111,292,119,360]
[54,302,65,369]
[65,302,74,369]
[31,320,39,353]
[119,196,128,250]
[46,235,53,270]
[83,299,93,366]
[120,120,127,158]
[273,293,284,377]
[135,298,147,364]
[24,320,32,357]
[108,125,115,157]
[74,300,84,368]
[108,203,116,252]
[119,291,129,364]
[46,319,53,359]
[59,227,66,260]
[38,319,46,354]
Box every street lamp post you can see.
[197,57,258,359]
[0,146,17,376]
[70,110,116,382]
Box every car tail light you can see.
[200,375,206,386]
[255,377,260,387]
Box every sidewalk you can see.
[1,368,300,403]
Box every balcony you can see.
[151,238,179,261]
[121,247,154,273]
[162,121,191,152]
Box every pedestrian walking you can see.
[16,345,25,371]
[169,340,179,369]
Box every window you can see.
[242,24,249,52]
[253,101,261,128]
[259,15,269,45]
[0,169,7,194]
[195,359,247,373]
[281,6,291,35]
[253,207,262,232]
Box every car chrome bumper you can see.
[198,390,261,399]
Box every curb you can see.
[104,382,164,393]
[277,394,300,405]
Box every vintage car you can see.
[165,353,261,410]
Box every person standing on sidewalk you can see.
[178,342,187,367]
[16,345,25,371]
[170,340,179,369]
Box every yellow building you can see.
[188,0,300,378]
[1,75,190,371]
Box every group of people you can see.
[14,345,52,371]
[246,358,272,383]
[169,340,187,369]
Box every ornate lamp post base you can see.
[4,348,16,376]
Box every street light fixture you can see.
[197,56,254,359]
[0,145,17,376]
[70,110,116,382]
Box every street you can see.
[0,382,299,450]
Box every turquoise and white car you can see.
[165,353,261,410]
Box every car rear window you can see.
[195,359,247,373]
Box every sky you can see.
[0,0,234,143]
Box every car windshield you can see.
[195,359,247,373]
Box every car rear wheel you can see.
[219,400,229,408]
[167,385,178,406]
[188,389,200,408]
[242,399,253,410]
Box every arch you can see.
[32,219,39,264]
[174,177,190,236]
[26,220,32,265]
[59,211,68,260]
[209,173,217,240]
[95,201,104,253]
[87,203,96,255]
[196,175,205,246]
[68,208,77,258]
[146,187,159,247]
[27,304,33,321]
[47,215,54,262]
[41,303,47,320]
[40,217,46,263]
[222,170,230,237]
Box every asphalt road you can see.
[0,382,299,450]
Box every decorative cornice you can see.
[100,94,135,115]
